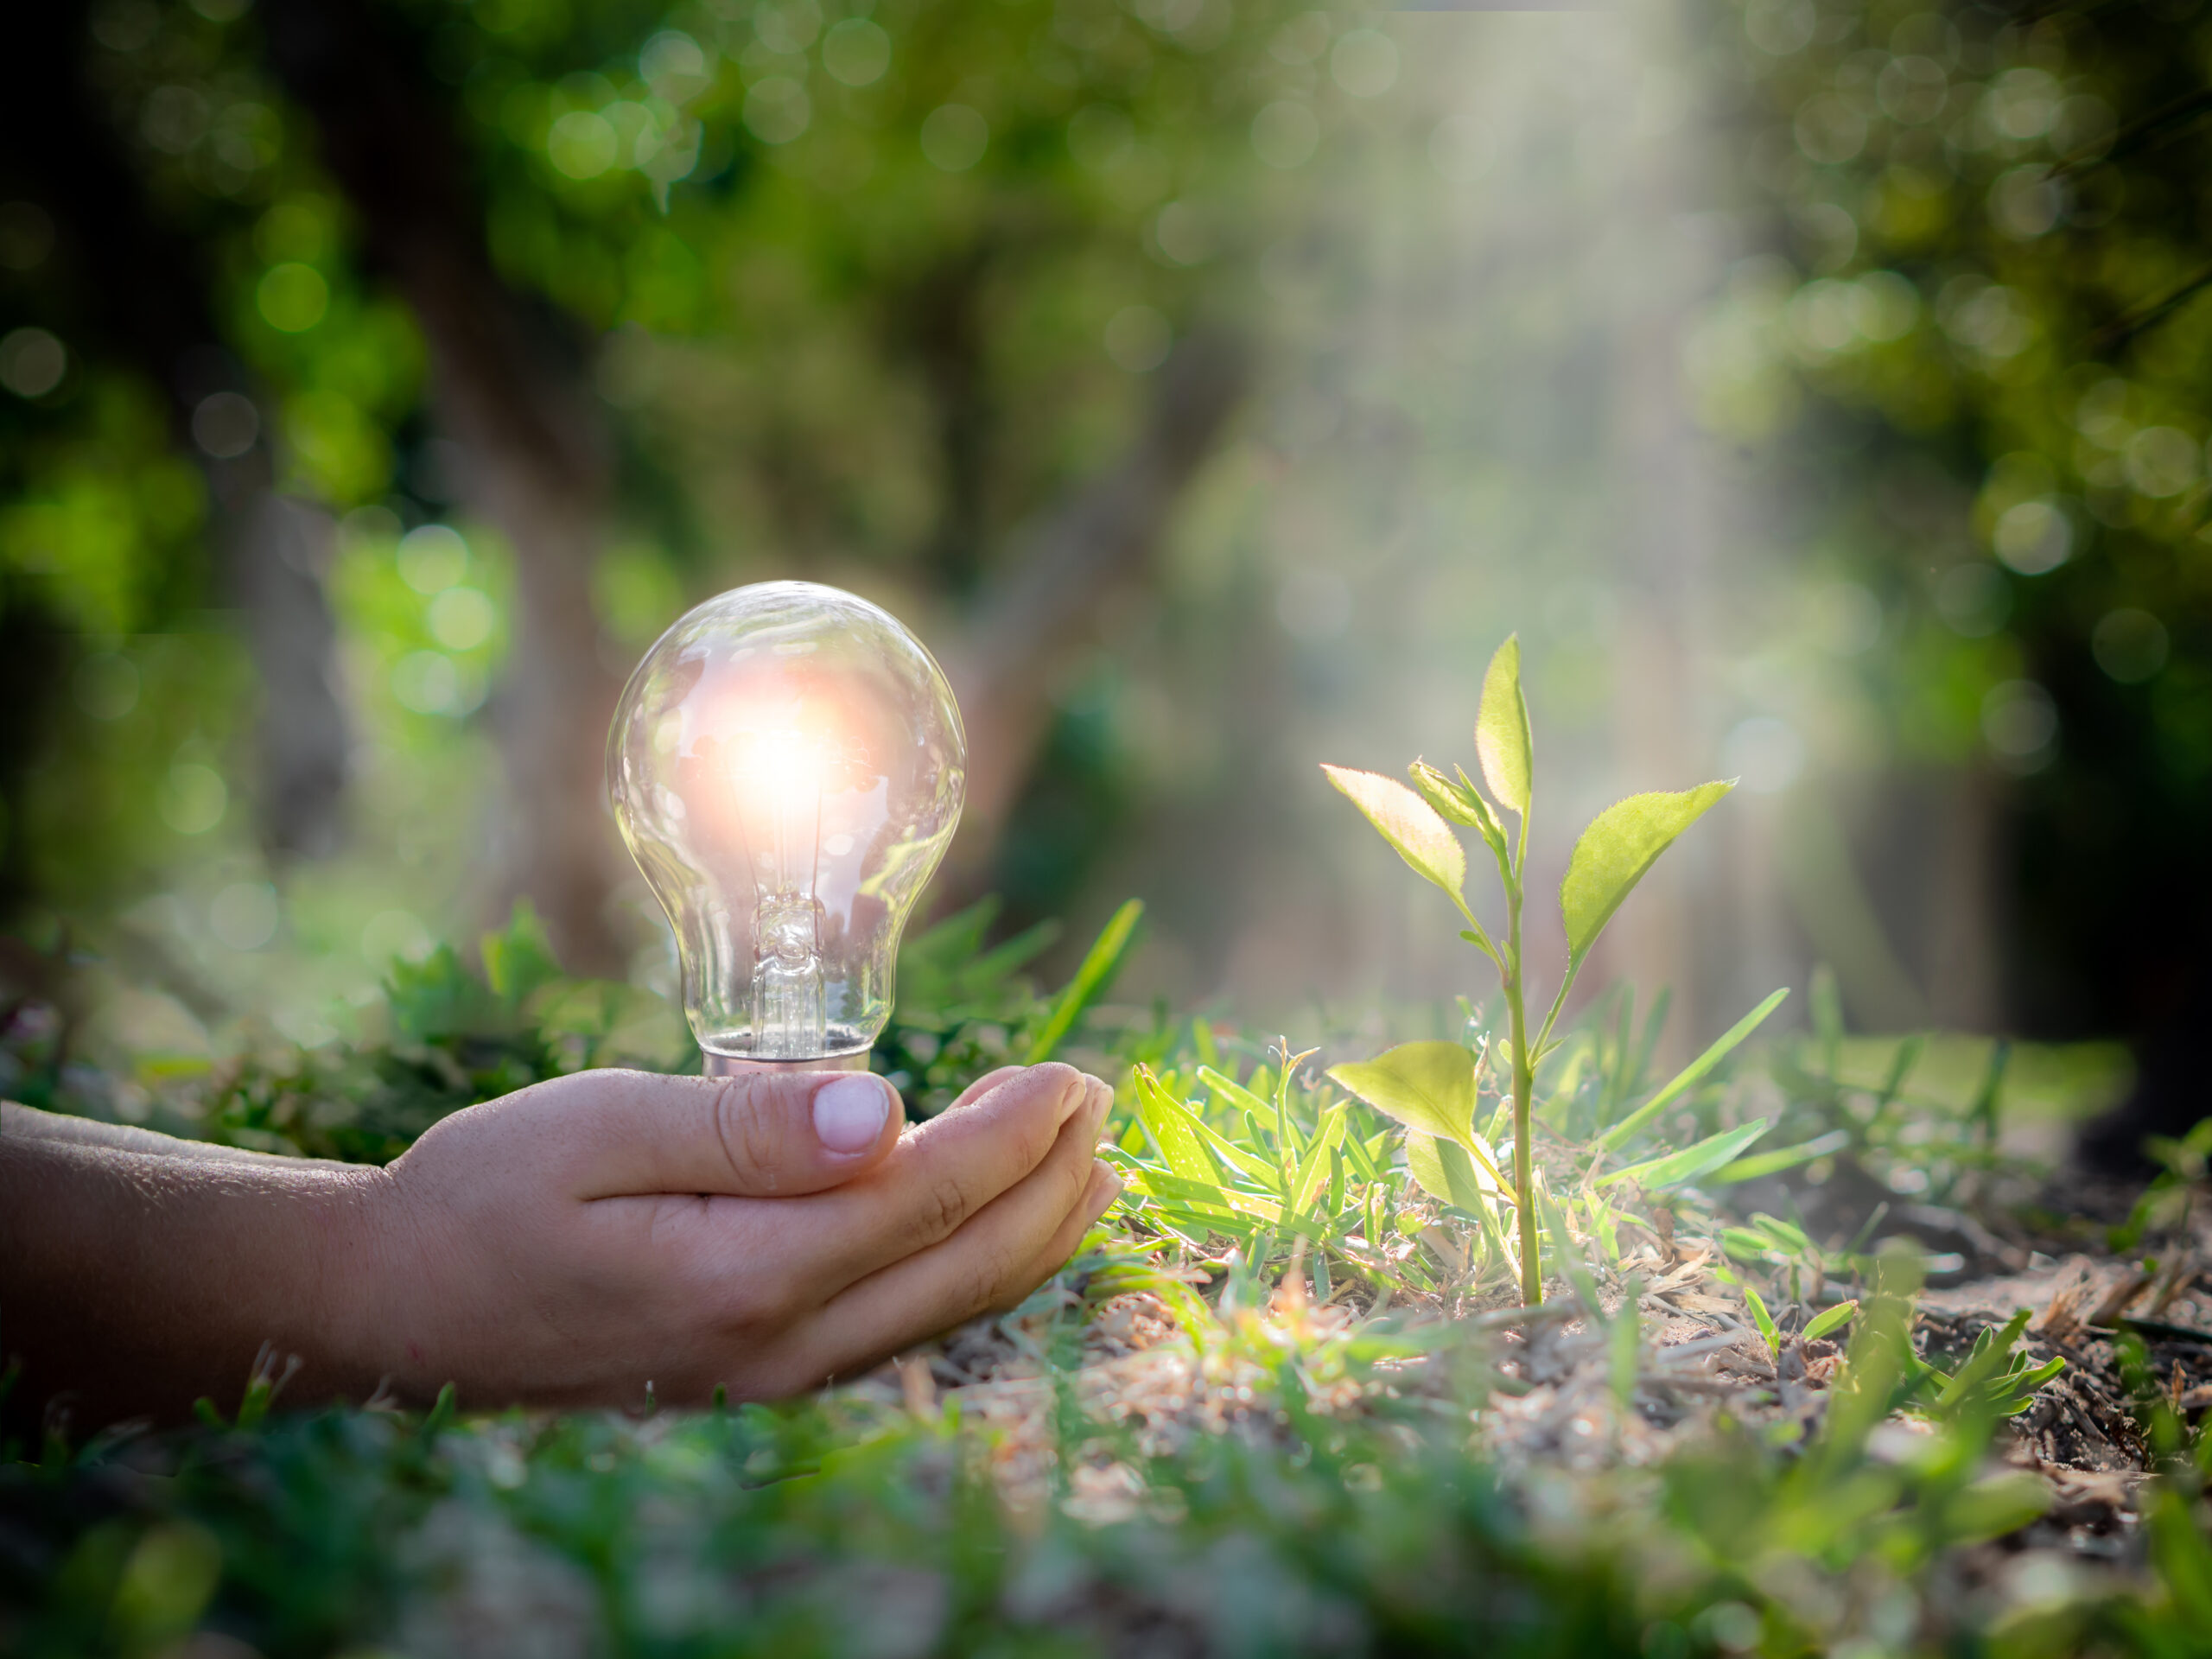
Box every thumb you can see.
[552,1068,903,1199]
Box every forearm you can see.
[0,1122,395,1433]
[2,1100,342,1165]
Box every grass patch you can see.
[3,901,2209,1656]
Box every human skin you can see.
[0,1062,1119,1433]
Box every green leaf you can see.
[1023,898,1142,1063]
[1596,1116,1772,1191]
[1751,1212,1813,1254]
[1560,782,1736,963]
[1742,1284,1780,1358]
[1130,1065,1224,1190]
[1802,1300,1859,1341]
[1328,1042,1503,1187]
[1195,1064,1272,1122]
[1595,986,1789,1152]
[480,899,564,1008]
[1475,634,1532,817]
[1289,1104,1349,1214]
[1321,765,1465,899]
[1409,760,1500,840]
[1933,1308,2034,1412]
[1721,1227,1782,1265]
[1405,1131,1492,1211]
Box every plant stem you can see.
[1502,869,1541,1306]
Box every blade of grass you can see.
[1289,1104,1350,1215]
[1023,899,1143,1064]
[1596,988,1789,1154]
[1707,1128,1851,1185]
[1130,1065,1225,1188]
[1596,1118,1772,1191]
[1742,1285,1781,1358]
[1803,1300,1858,1341]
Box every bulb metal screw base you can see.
[701,1050,871,1077]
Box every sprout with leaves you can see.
[1321,634,1739,1305]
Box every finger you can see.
[944,1065,1024,1113]
[1003,1156,1122,1302]
[524,1068,906,1200]
[789,1088,1119,1382]
[785,1064,1093,1288]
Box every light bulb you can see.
[607,581,966,1072]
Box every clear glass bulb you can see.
[607,581,966,1069]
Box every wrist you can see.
[296,1161,416,1405]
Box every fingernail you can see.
[1052,1069,1090,1122]
[814,1074,893,1155]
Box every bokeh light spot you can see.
[1982,680,2057,766]
[1794,95,1866,164]
[397,524,468,594]
[429,586,497,651]
[158,763,228,835]
[1853,271,1919,340]
[549,110,620,177]
[1330,29,1398,97]
[0,327,67,398]
[1744,0,1815,54]
[921,105,988,172]
[753,2,821,54]
[392,651,463,715]
[1151,201,1213,265]
[257,263,329,333]
[210,881,281,952]
[1989,166,2063,239]
[192,391,259,459]
[1991,499,2071,575]
[73,653,141,721]
[1934,563,2010,638]
[91,0,161,52]
[2092,609,2170,683]
[640,30,711,101]
[2125,426,2199,498]
[142,86,210,155]
[744,78,812,146]
[1986,67,2060,140]
[822,19,890,86]
[1268,11,1330,64]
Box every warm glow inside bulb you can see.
[739,728,822,803]
[607,582,966,1067]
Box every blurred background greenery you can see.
[0,0,2199,1140]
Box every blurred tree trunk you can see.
[262,0,626,974]
[944,327,1249,856]
[229,493,349,859]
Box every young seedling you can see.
[1322,634,1735,1305]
